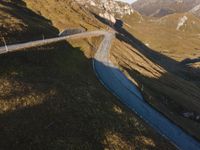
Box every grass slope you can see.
[0,0,58,45]
[0,0,175,149]
[117,12,200,140]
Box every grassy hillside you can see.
[157,13,200,33]
[118,12,200,140]
[25,0,106,31]
[123,13,200,61]
[0,0,58,45]
[0,0,176,149]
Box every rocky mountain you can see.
[75,0,134,23]
[132,0,200,17]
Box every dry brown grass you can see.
[110,29,200,140]
[0,39,176,150]
[0,0,176,149]
[123,13,200,61]
[0,0,58,45]
[25,0,106,31]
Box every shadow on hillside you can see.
[93,13,200,140]
[1,0,26,6]
[116,27,200,80]
[115,27,200,140]
[93,13,200,80]
[181,57,200,65]
[0,4,197,149]
[180,57,200,84]
[0,0,58,45]
[0,40,172,149]
[0,4,172,148]
[92,12,114,27]
[94,11,200,83]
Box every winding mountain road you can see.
[0,31,200,150]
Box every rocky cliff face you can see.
[76,0,134,23]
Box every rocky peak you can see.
[75,0,134,23]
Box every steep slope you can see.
[0,0,176,149]
[0,0,58,44]
[132,0,200,17]
[25,0,106,31]
[122,8,200,140]
[22,0,200,142]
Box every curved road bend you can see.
[0,31,200,150]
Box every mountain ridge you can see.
[132,0,200,17]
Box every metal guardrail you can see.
[0,31,106,54]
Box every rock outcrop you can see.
[76,0,134,23]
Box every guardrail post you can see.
[2,37,8,52]
[42,34,45,41]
